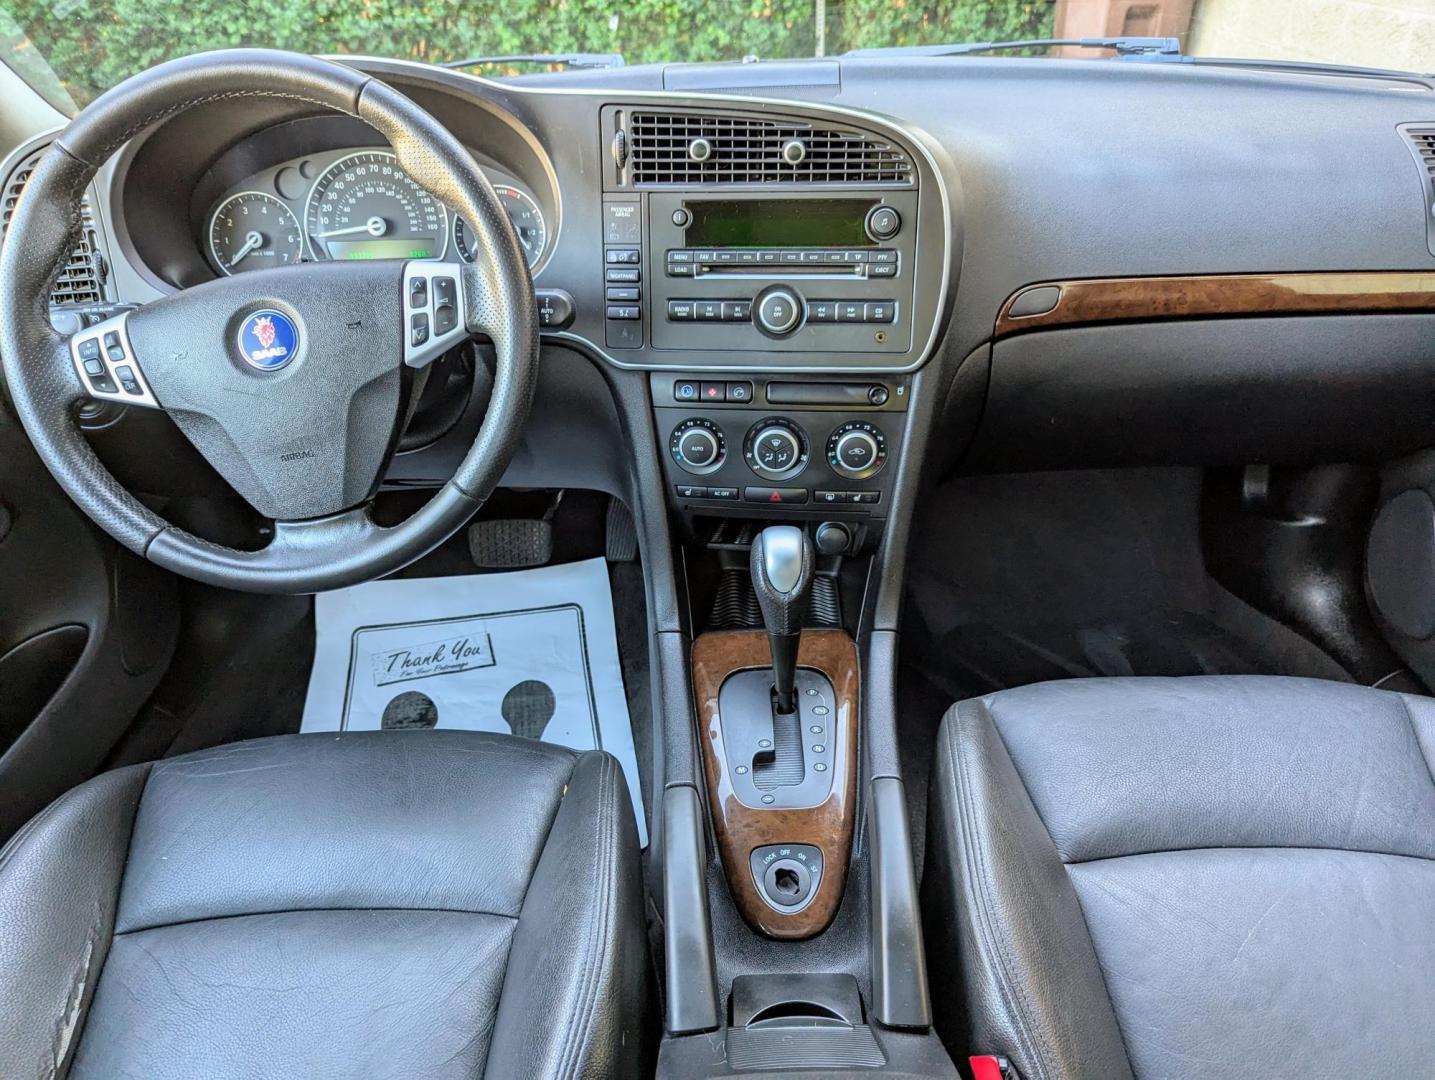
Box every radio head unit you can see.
[648,190,918,356]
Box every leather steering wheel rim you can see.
[0,49,539,594]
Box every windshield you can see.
[0,0,1427,115]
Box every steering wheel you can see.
[0,50,538,594]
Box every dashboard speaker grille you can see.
[628,111,913,185]
[1,146,106,307]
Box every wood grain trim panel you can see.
[692,629,858,940]
[994,272,1435,339]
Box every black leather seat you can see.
[924,676,1435,1080]
[0,731,652,1079]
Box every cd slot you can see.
[697,264,863,277]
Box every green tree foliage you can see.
[0,0,1055,108]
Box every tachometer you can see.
[453,185,547,268]
[304,150,447,262]
[208,192,302,275]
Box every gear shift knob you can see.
[750,525,814,714]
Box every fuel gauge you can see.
[208,192,303,275]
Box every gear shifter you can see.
[750,526,814,714]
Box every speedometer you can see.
[453,185,547,268]
[304,150,447,262]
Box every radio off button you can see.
[756,287,803,336]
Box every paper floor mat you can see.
[301,557,646,845]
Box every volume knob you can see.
[756,287,803,336]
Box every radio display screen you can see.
[683,199,876,248]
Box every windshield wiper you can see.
[441,53,624,71]
[844,36,1182,60]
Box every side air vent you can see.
[628,111,914,186]
[1398,124,1435,258]
[1,146,107,306]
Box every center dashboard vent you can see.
[626,111,914,186]
[1,146,107,306]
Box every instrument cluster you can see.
[204,147,548,277]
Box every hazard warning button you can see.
[743,487,810,505]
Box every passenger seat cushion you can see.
[924,676,1435,1080]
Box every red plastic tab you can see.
[969,1056,1006,1080]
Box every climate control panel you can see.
[654,373,905,523]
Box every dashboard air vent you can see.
[2,146,106,306]
[1399,125,1435,258]
[628,111,913,185]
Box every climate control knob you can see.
[755,287,803,336]
[827,421,887,480]
[744,418,809,481]
[670,418,726,475]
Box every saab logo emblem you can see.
[236,309,298,371]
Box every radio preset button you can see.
[759,250,781,264]
[780,251,803,264]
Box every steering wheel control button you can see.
[403,263,469,369]
[756,287,803,336]
[670,418,726,476]
[865,205,902,241]
[744,418,809,481]
[827,421,888,480]
[431,276,458,334]
[68,311,159,409]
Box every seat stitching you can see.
[1396,693,1435,794]
[59,763,152,1080]
[1067,843,1435,869]
[557,756,616,1078]
[112,906,519,937]
[951,702,1053,1080]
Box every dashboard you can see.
[9,51,1435,539]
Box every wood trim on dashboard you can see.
[994,272,1435,339]
[691,629,858,940]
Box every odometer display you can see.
[304,150,446,262]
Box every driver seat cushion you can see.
[0,730,653,1080]
[923,675,1435,1080]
